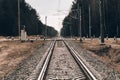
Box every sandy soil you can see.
[77,38,120,73]
[0,40,44,78]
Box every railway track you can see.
[37,39,97,80]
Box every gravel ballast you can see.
[45,41,86,79]
[68,40,120,80]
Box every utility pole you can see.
[36,19,38,35]
[99,0,105,45]
[116,25,119,43]
[116,1,119,43]
[89,5,91,39]
[18,0,21,39]
[70,25,72,38]
[45,16,47,39]
[80,8,82,42]
[117,25,119,37]
[70,17,72,38]
[78,4,82,42]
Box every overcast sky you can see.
[25,0,74,32]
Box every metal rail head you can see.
[63,40,97,80]
[37,40,56,80]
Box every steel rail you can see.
[64,41,97,80]
[37,40,56,80]
[37,39,97,80]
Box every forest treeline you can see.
[61,0,120,38]
[0,0,57,37]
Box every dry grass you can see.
[76,38,120,73]
[0,36,5,39]
[0,40,44,78]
